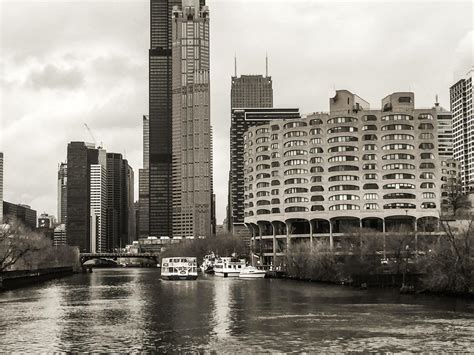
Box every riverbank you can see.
[0,266,73,291]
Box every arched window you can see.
[364,203,379,210]
[285,196,309,203]
[382,163,415,170]
[329,194,360,201]
[363,134,378,141]
[284,187,308,194]
[328,136,358,143]
[363,144,377,151]
[329,185,359,191]
[382,143,414,150]
[329,165,359,172]
[284,131,307,138]
[311,205,325,211]
[327,126,358,134]
[418,113,433,120]
[328,145,358,153]
[284,121,307,129]
[418,123,434,130]
[309,118,323,125]
[362,125,377,131]
[382,153,415,160]
[284,140,307,148]
[285,206,309,213]
[329,204,360,211]
[329,175,359,182]
[383,193,416,199]
[310,166,324,173]
[383,203,416,209]
[328,155,359,163]
[419,143,434,150]
[383,183,415,189]
[381,114,413,121]
[257,209,271,215]
[284,177,308,185]
[382,124,414,131]
[382,134,414,141]
[284,159,308,166]
[421,202,436,209]
[310,128,322,135]
[311,186,324,192]
[383,173,415,180]
[327,117,358,124]
[284,149,308,157]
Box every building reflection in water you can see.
[211,279,233,339]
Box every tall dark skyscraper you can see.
[66,142,99,252]
[149,0,206,237]
[138,115,149,237]
[226,73,274,234]
[149,0,181,237]
[106,153,135,250]
[57,162,67,224]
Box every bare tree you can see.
[0,219,47,272]
[443,177,472,217]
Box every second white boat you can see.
[239,266,267,278]
[214,257,246,277]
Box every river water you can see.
[0,268,473,352]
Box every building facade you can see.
[226,74,273,234]
[450,69,473,191]
[3,202,37,229]
[90,156,107,253]
[57,162,67,224]
[53,224,67,246]
[0,152,3,224]
[243,91,442,266]
[171,0,212,238]
[66,142,99,252]
[228,108,300,235]
[434,101,453,160]
[148,0,183,238]
[138,115,150,237]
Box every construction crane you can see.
[83,123,101,148]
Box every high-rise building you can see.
[226,73,274,235]
[244,90,441,266]
[90,149,107,252]
[148,0,182,237]
[171,1,212,238]
[53,224,67,246]
[0,152,3,224]
[450,69,473,191]
[227,108,300,235]
[434,99,453,159]
[3,202,37,229]
[106,153,135,249]
[123,161,135,245]
[38,213,56,240]
[66,142,99,252]
[57,162,67,224]
[138,115,150,237]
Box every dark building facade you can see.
[227,108,300,234]
[149,0,206,238]
[106,153,135,250]
[3,201,37,230]
[149,0,181,237]
[66,142,98,252]
[57,162,67,224]
[138,115,149,237]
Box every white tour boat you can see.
[213,257,246,277]
[239,266,267,279]
[161,257,198,280]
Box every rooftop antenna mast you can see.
[234,53,237,77]
[266,52,268,77]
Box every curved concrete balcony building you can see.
[243,91,442,265]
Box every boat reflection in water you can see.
[161,257,198,280]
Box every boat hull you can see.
[214,271,240,278]
[239,272,266,278]
[161,274,198,281]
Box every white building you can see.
[90,149,107,252]
[450,69,473,191]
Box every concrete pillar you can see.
[285,220,291,254]
[309,220,313,251]
[329,220,334,249]
[382,219,387,259]
[272,222,276,270]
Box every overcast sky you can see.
[0,0,472,225]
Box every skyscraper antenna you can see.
[234,53,237,77]
[266,52,268,77]
[435,94,439,105]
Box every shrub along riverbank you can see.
[285,222,473,296]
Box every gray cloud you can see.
[28,64,84,90]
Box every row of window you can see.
[248,201,437,215]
